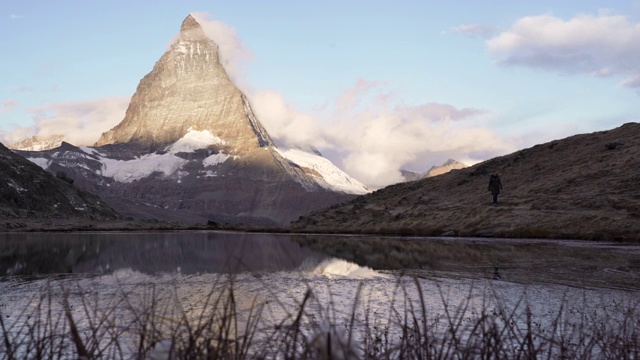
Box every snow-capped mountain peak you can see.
[16,14,366,226]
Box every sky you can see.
[2,1,640,187]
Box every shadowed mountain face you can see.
[292,122,640,241]
[0,142,119,223]
[16,15,365,226]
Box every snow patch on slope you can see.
[80,147,105,157]
[28,157,51,170]
[167,129,225,154]
[97,130,226,183]
[275,148,369,195]
[101,154,186,183]
[203,153,229,167]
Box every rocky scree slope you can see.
[292,122,640,240]
[0,142,119,223]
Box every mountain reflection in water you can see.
[0,231,332,277]
[0,232,638,358]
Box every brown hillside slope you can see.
[292,122,640,240]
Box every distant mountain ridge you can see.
[424,159,467,177]
[292,122,640,241]
[9,134,64,151]
[16,14,367,226]
[401,159,467,182]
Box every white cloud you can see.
[249,90,329,148]
[0,97,129,146]
[452,23,495,38]
[175,12,253,86]
[487,13,640,88]
[163,13,513,187]
[325,100,510,188]
[334,78,387,113]
[9,14,22,19]
[251,79,513,188]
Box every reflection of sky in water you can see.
[1,266,637,358]
[0,232,638,357]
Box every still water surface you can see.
[0,231,638,357]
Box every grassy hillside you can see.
[292,122,640,241]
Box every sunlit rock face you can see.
[424,159,467,177]
[95,15,273,153]
[16,15,367,226]
[400,159,467,182]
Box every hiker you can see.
[493,266,502,280]
[488,173,502,205]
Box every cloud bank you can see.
[487,12,640,88]
[0,97,129,146]
[180,14,511,187]
[2,12,514,189]
[251,79,513,188]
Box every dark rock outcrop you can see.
[0,142,119,221]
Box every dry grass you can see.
[1,275,638,359]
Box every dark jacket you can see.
[488,175,502,194]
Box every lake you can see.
[1,231,638,359]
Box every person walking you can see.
[488,173,503,206]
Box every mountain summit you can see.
[95,14,273,152]
[19,14,367,225]
[180,14,203,33]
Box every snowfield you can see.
[27,157,51,170]
[167,129,225,154]
[203,153,230,167]
[100,153,187,183]
[275,148,369,195]
[96,129,227,183]
[25,130,370,195]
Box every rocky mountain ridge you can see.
[424,159,467,177]
[292,122,640,241]
[0,142,119,225]
[401,159,468,182]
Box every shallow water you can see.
[0,231,638,358]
